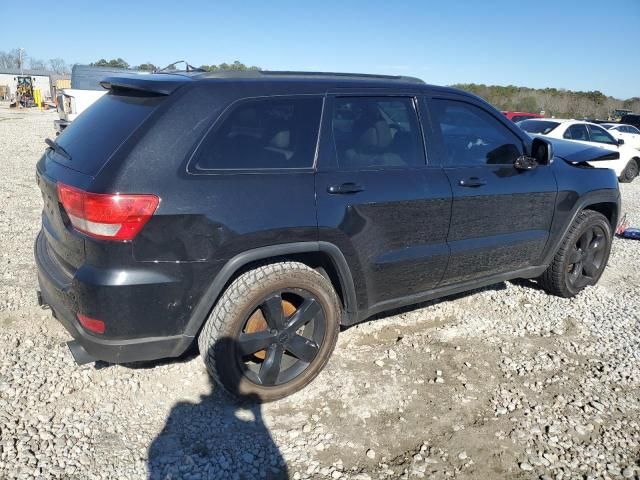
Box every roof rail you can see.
[198,69,425,84]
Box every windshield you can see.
[517,120,560,135]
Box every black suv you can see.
[36,71,620,400]
[621,114,640,130]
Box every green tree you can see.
[90,58,129,69]
[135,62,157,72]
[198,61,261,72]
[451,83,635,119]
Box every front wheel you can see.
[198,261,341,402]
[538,210,612,298]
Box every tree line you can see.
[453,83,640,119]
[0,48,69,74]
[2,47,636,118]
[89,58,260,72]
[0,49,260,76]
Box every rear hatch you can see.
[36,79,179,271]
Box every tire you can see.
[619,158,639,183]
[198,261,341,402]
[538,210,612,298]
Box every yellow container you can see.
[34,88,42,108]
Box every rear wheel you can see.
[619,158,639,183]
[198,262,340,402]
[538,210,612,297]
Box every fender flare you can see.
[183,241,358,338]
[540,189,620,268]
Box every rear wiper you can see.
[45,138,71,160]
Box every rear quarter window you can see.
[190,96,323,171]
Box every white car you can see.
[517,118,640,182]
[601,123,640,150]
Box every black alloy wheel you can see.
[238,289,326,387]
[198,261,341,402]
[566,225,608,290]
[538,210,612,298]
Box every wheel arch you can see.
[584,201,620,231]
[183,242,358,340]
[541,190,620,269]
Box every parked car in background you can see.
[36,71,621,401]
[518,118,640,182]
[55,65,147,134]
[502,111,543,122]
[602,123,640,150]
[620,114,640,131]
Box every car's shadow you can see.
[146,337,288,480]
[113,280,534,478]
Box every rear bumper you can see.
[35,232,194,364]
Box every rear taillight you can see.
[57,183,159,241]
[77,313,105,334]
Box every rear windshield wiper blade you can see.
[45,138,71,160]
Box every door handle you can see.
[327,182,365,194]
[458,177,486,188]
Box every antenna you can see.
[156,61,205,73]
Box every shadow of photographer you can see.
[147,337,288,480]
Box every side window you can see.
[429,99,523,166]
[331,97,424,169]
[588,125,617,145]
[564,124,589,141]
[511,115,535,123]
[629,126,640,135]
[192,96,322,170]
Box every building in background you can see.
[0,69,70,102]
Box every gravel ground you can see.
[0,105,638,480]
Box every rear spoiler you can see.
[100,74,191,95]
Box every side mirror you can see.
[618,138,625,146]
[515,155,538,170]
[530,137,554,165]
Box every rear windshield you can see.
[511,115,537,123]
[517,119,560,135]
[53,92,163,175]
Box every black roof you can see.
[192,70,424,84]
[100,70,463,96]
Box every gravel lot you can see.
[0,105,638,480]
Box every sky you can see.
[1,0,638,99]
